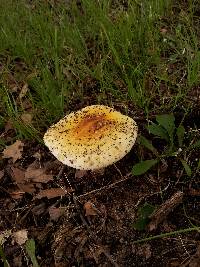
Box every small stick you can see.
[77,172,132,200]
[148,191,184,231]
[56,165,66,180]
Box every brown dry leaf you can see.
[2,140,24,163]
[75,169,88,179]
[49,206,64,221]
[12,229,28,245]
[25,165,53,183]
[35,187,73,199]
[84,201,98,216]
[19,83,28,99]
[11,167,35,193]
[21,113,32,124]
[10,191,25,200]
[0,170,4,180]
[11,167,25,184]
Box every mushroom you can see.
[43,105,138,170]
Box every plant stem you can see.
[133,226,200,244]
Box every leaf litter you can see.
[12,230,28,246]
[34,187,73,199]
[2,140,24,163]
[25,161,54,183]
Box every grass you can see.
[0,0,199,142]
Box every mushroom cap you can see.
[43,105,138,170]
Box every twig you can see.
[148,191,184,231]
[56,165,66,180]
[77,172,132,200]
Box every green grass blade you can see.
[25,239,39,267]
[133,226,200,244]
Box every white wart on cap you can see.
[43,105,138,170]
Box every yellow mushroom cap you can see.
[43,105,138,170]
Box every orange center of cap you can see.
[72,114,114,140]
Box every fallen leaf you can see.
[84,201,98,216]
[19,83,28,99]
[25,164,53,183]
[11,167,35,193]
[49,206,64,221]
[13,229,28,245]
[11,167,25,184]
[2,140,24,162]
[75,169,88,179]
[10,191,25,199]
[0,170,4,180]
[21,113,32,124]
[35,187,73,199]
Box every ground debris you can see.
[18,83,28,100]
[188,244,200,267]
[12,229,28,246]
[10,166,35,193]
[2,140,24,163]
[84,201,98,216]
[34,187,73,199]
[148,191,184,231]
[25,161,54,183]
[48,206,65,221]
[75,169,88,179]
[20,113,32,124]
[0,169,4,180]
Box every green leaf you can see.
[25,239,39,267]
[133,203,155,231]
[176,125,185,147]
[147,123,169,141]
[156,114,175,138]
[132,159,159,175]
[180,159,192,177]
[139,136,158,155]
